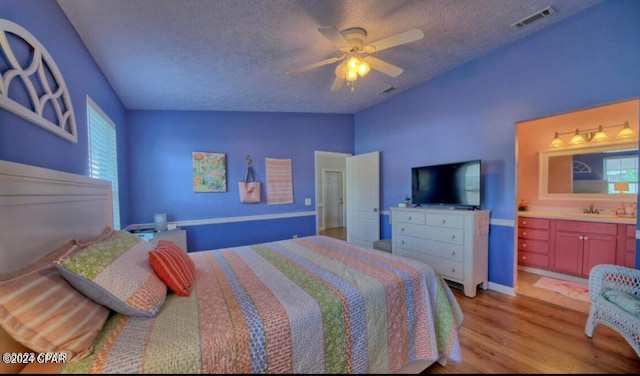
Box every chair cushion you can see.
[602,287,640,317]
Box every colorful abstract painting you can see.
[192,152,226,192]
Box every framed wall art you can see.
[192,151,226,192]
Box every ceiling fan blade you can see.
[363,28,424,53]
[367,57,403,77]
[330,75,344,92]
[318,26,351,52]
[287,56,342,75]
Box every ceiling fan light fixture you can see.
[347,56,361,73]
[335,62,347,77]
[358,60,370,77]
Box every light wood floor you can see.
[516,270,590,314]
[425,286,640,374]
[319,226,346,240]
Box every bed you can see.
[0,159,463,374]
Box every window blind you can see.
[87,97,120,229]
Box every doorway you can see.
[322,170,344,230]
[315,151,349,240]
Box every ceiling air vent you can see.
[379,86,396,95]
[511,6,555,28]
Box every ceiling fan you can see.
[287,26,424,91]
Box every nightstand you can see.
[130,228,187,252]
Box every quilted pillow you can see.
[149,240,195,296]
[0,240,110,361]
[55,231,167,317]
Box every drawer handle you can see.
[450,267,455,273]
[522,256,527,260]
[450,250,456,256]
[523,220,527,225]
[441,218,446,224]
[401,227,406,232]
[522,243,527,248]
[450,234,455,239]
[408,216,412,221]
[401,240,405,245]
[522,232,527,236]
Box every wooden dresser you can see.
[390,207,489,298]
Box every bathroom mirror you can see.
[539,141,638,201]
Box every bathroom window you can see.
[605,155,638,193]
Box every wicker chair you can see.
[584,264,640,357]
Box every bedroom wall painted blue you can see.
[125,109,353,250]
[1,0,639,284]
[354,0,640,286]
[0,0,131,224]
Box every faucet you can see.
[583,203,599,214]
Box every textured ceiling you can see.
[56,0,602,114]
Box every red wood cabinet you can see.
[517,217,550,268]
[617,224,637,268]
[518,216,635,278]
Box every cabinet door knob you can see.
[584,236,589,240]
[578,235,583,240]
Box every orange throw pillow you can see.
[148,240,195,296]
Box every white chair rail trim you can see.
[0,18,77,143]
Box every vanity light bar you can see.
[549,121,634,147]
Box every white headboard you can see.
[0,160,112,274]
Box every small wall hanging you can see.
[192,151,226,192]
[239,155,261,203]
[265,157,293,205]
[0,18,77,143]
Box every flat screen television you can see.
[411,159,481,210]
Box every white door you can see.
[323,170,343,229]
[346,151,380,247]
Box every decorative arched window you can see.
[0,18,77,143]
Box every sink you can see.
[562,212,617,219]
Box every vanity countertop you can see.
[518,210,636,225]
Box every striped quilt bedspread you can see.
[61,235,463,374]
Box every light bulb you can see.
[569,129,586,144]
[549,132,563,147]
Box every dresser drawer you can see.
[518,228,549,241]
[395,248,463,281]
[426,213,464,229]
[394,211,426,225]
[518,217,549,230]
[395,222,464,245]
[626,225,636,237]
[395,234,463,262]
[518,251,549,268]
[518,238,549,254]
